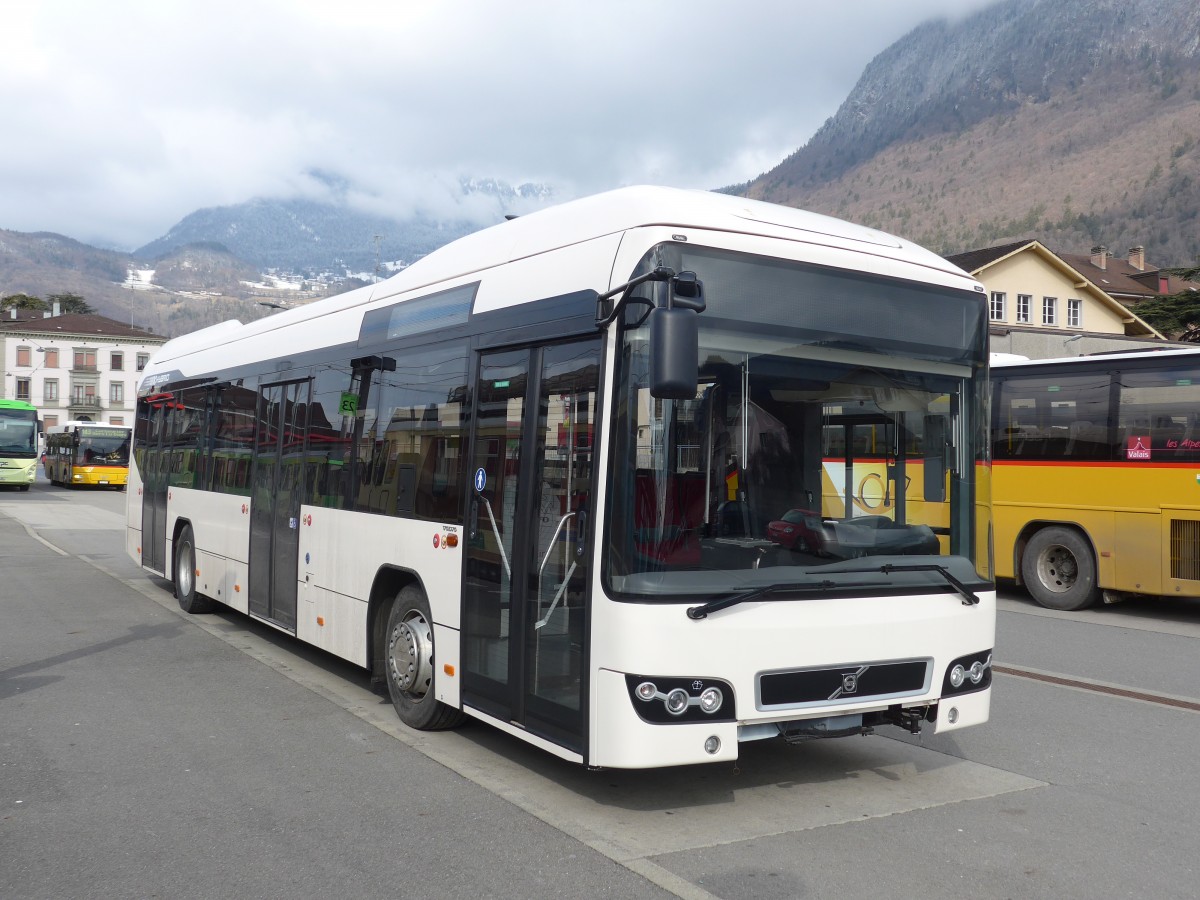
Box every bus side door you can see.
[462,339,600,753]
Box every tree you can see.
[1135,264,1200,343]
[47,292,95,314]
[0,293,49,311]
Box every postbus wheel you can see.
[174,524,216,614]
[384,585,464,731]
[1021,526,1099,611]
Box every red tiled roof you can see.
[0,312,164,341]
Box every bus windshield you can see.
[604,244,990,601]
[0,406,39,458]
[78,428,132,465]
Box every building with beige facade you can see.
[0,309,167,431]
[945,240,1190,359]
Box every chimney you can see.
[53,300,61,316]
[8,308,14,320]
[1090,246,1108,270]
[1127,246,1146,271]
[1159,273,1170,293]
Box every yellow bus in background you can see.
[991,348,1200,610]
[44,421,132,490]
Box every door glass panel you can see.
[464,351,528,691]
[524,341,599,725]
[248,386,281,617]
[248,380,310,627]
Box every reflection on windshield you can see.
[604,248,989,601]
[79,434,131,465]
[0,410,38,457]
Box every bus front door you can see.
[463,340,600,754]
[248,379,310,630]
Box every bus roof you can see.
[145,186,981,377]
[991,346,1200,369]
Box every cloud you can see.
[0,0,997,249]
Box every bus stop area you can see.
[3,481,1200,899]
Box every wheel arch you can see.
[366,565,426,685]
[169,516,194,585]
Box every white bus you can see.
[127,186,995,769]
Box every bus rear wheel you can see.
[174,524,216,614]
[384,585,464,731]
[1022,526,1099,611]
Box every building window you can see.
[989,291,1006,321]
[110,416,125,426]
[44,348,58,368]
[44,379,58,402]
[136,353,149,372]
[16,378,31,400]
[43,415,58,429]
[110,382,124,403]
[1043,296,1057,326]
[16,346,31,367]
[1016,294,1031,323]
[1067,298,1082,328]
[111,351,124,371]
[74,348,97,369]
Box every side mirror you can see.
[671,271,706,311]
[649,306,698,399]
[648,270,705,399]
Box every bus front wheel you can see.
[174,525,216,614]
[384,585,464,731]
[1022,526,1099,611]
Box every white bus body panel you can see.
[297,506,463,666]
[169,488,252,615]
[588,587,996,769]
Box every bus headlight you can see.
[624,675,735,724]
[942,651,992,696]
[699,687,723,714]
[665,688,690,716]
[636,681,658,701]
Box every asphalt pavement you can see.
[4,478,1200,900]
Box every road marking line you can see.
[995,664,1200,713]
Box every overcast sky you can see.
[1,0,996,250]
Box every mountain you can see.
[135,177,553,272]
[740,0,1200,265]
[0,230,275,336]
[1,177,551,337]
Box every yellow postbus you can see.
[44,421,132,490]
[991,348,1200,609]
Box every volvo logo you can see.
[828,665,871,700]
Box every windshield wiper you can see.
[871,563,981,605]
[686,580,874,620]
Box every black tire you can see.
[174,525,216,614]
[1021,526,1099,611]
[384,585,465,731]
